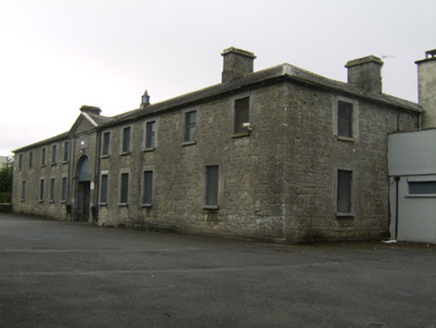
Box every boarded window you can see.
[61,177,68,201]
[100,174,108,203]
[102,132,110,156]
[122,127,131,153]
[39,179,45,200]
[408,181,436,194]
[234,97,249,134]
[63,141,69,162]
[338,101,353,138]
[184,111,196,142]
[337,170,352,213]
[120,173,129,204]
[146,121,156,149]
[142,171,153,205]
[52,145,57,164]
[206,166,219,206]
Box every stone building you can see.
[12,47,421,243]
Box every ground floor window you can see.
[100,174,108,204]
[408,181,436,195]
[49,178,55,201]
[21,181,26,200]
[337,170,352,213]
[39,179,45,201]
[119,173,129,204]
[61,177,68,201]
[205,165,219,207]
[142,171,153,206]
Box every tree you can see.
[0,158,13,203]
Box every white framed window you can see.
[408,180,436,195]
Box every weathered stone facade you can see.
[12,48,421,243]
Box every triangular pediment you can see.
[68,114,98,137]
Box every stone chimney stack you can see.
[80,105,101,116]
[345,55,384,93]
[415,49,436,129]
[221,47,256,83]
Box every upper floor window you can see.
[338,101,353,138]
[234,97,250,135]
[122,127,131,153]
[184,111,196,143]
[145,121,156,150]
[102,132,110,156]
[29,151,33,168]
[63,141,69,162]
[52,144,57,164]
[18,154,23,170]
[41,147,47,166]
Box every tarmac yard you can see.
[0,213,435,328]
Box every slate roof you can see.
[14,62,421,152]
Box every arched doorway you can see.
[76,155,91,222]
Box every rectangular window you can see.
[63,141,69,162]
[61,177,68,201]
[184,111,196,142]
[52,144,57,164]
[234,97,250,134]
[100,174,108,204]
[39,179,45,200]
[19,154,23,170]
[50,178,55,201]
[206,166,219,207]
[122,127,131,153]
[337,170,352,213]
[22,181,26,200]
[338,101,353,138]
[145,121,156,149]
[142,171,153,205]
[120,173,129,204]
[29,151,33,168]
[408,181,436,194]
[102,132,110,156]
[41,148,46,166]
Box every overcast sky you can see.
[0,0,435,156]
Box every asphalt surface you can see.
[0,213,435,328]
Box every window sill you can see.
[63,161,68,165]
[232,132,250,139]
[405,194,436,198]
[142,203,153,208]
[120,152,131,156]
[60,200,67,204]
[101,155,110,159]
[336,212,355,218]
[38,200,44,203]
[203,205,219,210]
[182,141,196,147]
[41,165,46,168]
[336,136,355,143]
[20,199,25,202]
[118,203,128,207]
[51,163,57,166]
[99,202,108,206]
[143,147,155,152]
[48,200,55,203]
